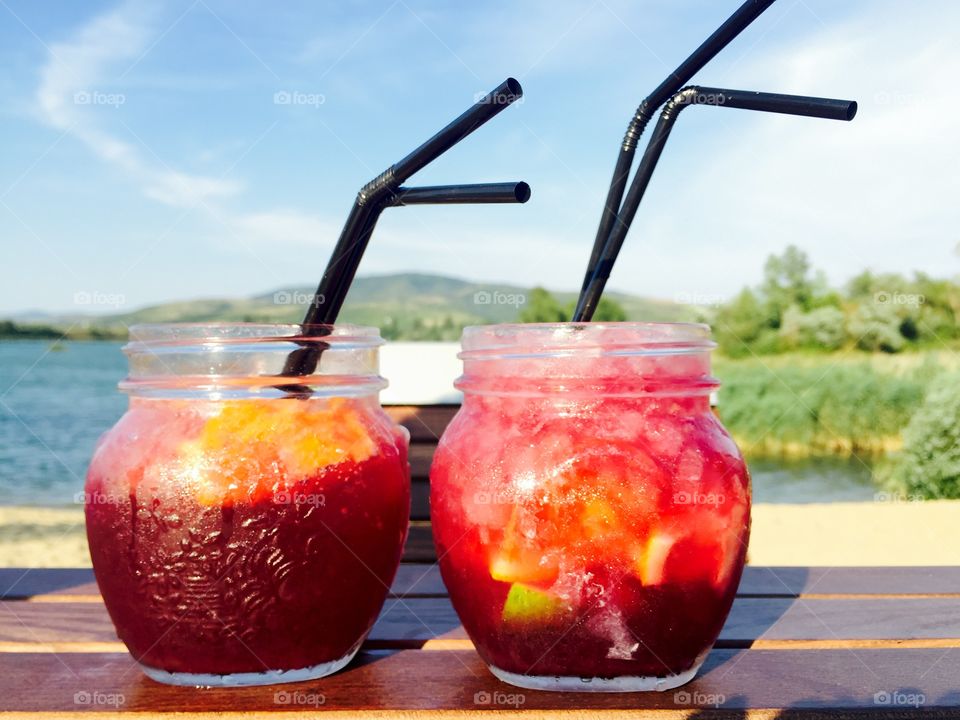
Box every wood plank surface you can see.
[408,444,435,481]
[2,567,959,717]
[736,566,960,597]
[402,523,436,563]
[7,566,960,601]
[4,595,960,652]
[385,405,459,443]
[0,565,447,602]
[1,649,958,717]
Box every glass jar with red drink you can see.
[85,324,409,686]
[430,323,750,692]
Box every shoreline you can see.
[2,502,958,568]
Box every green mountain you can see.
[5,273,693,341]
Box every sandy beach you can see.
[2,501,959,568]
[0,506,90,568]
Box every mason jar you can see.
[430,323,750,691]
[84,324,410,686]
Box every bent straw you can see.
[278,180,530,388]
[279,79,523,384]
[387,182,531,206]
[584,0,777,294]
[276,180,529,392]
[308,78,522,328]
[573,86,857,321]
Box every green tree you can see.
[713,288,768,357]
[761,245,819,326]
[848,302,905,353]
[559,296,628,322]
[519,287,567,323]
[880,372,960,499]
[846,270,878,300]
[913,272,960,341]
[779,305,846,351]
[592,297,628,322]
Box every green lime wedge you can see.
[502,583,569,623]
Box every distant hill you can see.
[4,273,694,340]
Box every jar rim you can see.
[460,322,714,359]
[125,323,383,350]
[120,323,386,398]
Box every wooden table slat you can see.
[3,649,959,716]
[385,405,458,443]
[7,565,960,601]
[2,565,960,716]
[4,595,960,652]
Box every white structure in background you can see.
[379,341,718,407]
[380,342,462,405]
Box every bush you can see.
[879,373,960,499]
[716,360,927,455]
[713,288,769,357]
[848,303,905,353]
[779,305,846,351]
[519,288,566,323]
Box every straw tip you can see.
[514,181,531,203]
[505,77,522,97]
[845,100,858,121]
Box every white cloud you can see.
[35,1,241,208]
[32,2,365,260]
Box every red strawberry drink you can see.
[431,323,750,691]
[84,324,409,686]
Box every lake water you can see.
[0,340,877,507]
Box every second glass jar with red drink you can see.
[431,323,750,691]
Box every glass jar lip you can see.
[125,322,383,350]
[120,323,386,398]
[460,321,715,358]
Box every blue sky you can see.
[1,0,957,315]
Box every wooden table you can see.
[2,564,960,717]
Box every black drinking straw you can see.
[277,181,529,390]
[387,182,531,206]
[572,86,857,321]
[305,78,522,329]
[279,79,524,383]
[584,0,777,294]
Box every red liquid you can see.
[431,393,750,680]
[85,398,409,676]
